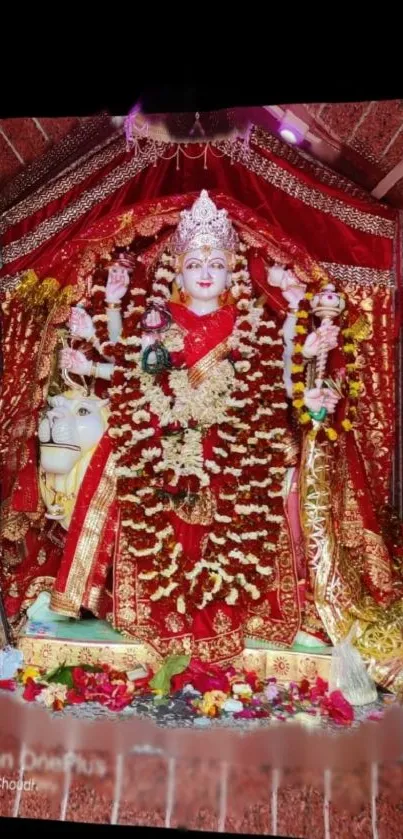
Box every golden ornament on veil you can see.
[349,314,372,343]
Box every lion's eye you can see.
[77,408,90,416]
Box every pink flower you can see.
[66,689,86,705]
[23,677,44,702]
[310,676,329,702]
[171,658,231,694]
[234,708,269,720]
[72,667,90,690]
[321,690,354,726]
[244,670,262,692]
[367,710,384,722]
[68,668,133,711]
[101,665,128,683]
[298,679,310,698]
[132,668,153,692]
[0,679,16,692]
[265,683,279,701]
[103,683,133,712]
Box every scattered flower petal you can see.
[23,677,45,702]
[0,679,16,692]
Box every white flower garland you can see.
[110,240,290,614]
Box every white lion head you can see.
[39,390,109,474]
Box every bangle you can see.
[106,302,121,310]
[308,407,327,422]
[89,362,98,378]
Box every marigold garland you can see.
[291,289,362,443]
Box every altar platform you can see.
[18,617,332,683]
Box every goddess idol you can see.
[2,191,402,692]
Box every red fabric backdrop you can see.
[0,133,399,510]
[0,137,396,281]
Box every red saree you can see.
[112,300,302,662]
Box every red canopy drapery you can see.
[0,128,399,510]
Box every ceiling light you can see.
[279,127,299,144]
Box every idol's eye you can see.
[77,407,90,416]
[210,261,225,270]
[186,261,201,270]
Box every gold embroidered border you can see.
[188,340,229,388]
[299,432,350,643]
[50,452,116,617]
[48,591,80,619]
[124,625,195,659]
[0,271,24,293]
[298,430,403,693]
[2,140,167,266]
[113,524,138,630]
[215,139,395,239]
[245,516,301,647]
[0,114,113,216]
[363,528,395,596]
[1,122,380,238]
[2,129,396,273]
[0,134,127,235]
[86,585,105,616]
[251,126,382,207]
[194,629,244,663]
[319,262,395,288]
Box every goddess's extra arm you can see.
[59,348,115,381]
[106,307,122,344]
[104,263,132,344]
[266,264,340,399]
[69,307,114,360]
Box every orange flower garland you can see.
[291,288,362,442]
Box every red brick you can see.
[37,117,80,142]
[0,133,22,186]
[352,100,403,158]
[0,118,47,164]
[382,128,403,170]
[317,102,371,142]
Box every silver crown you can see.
[171,190,239,254]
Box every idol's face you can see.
[180,248,230,302]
